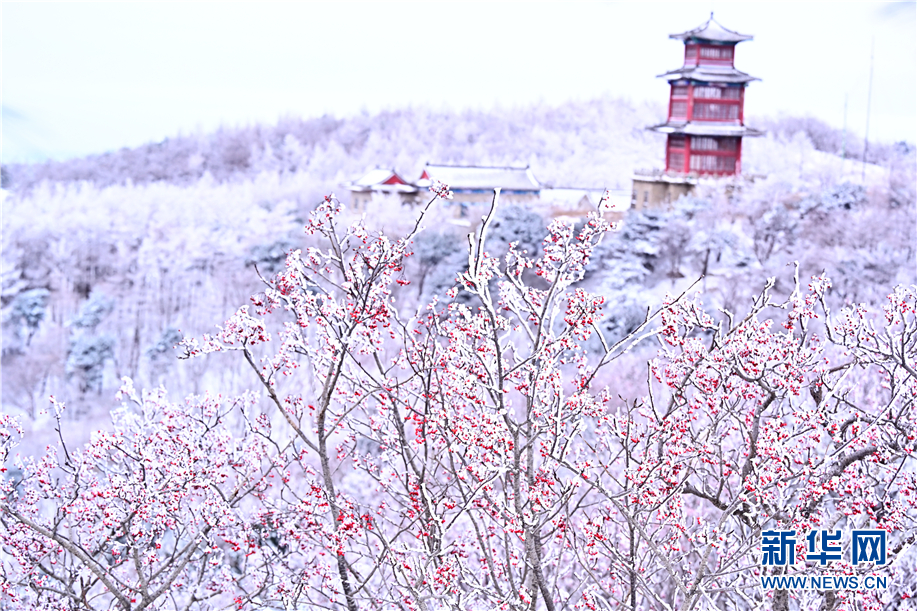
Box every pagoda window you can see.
[693,103,739,121]
[685,44,698,58]
[669,135,686,149]
[671,86,688,98]
[691,137,717,151]
[694,86,740,100]
[668,152,685,171]
[690,154,736,173]
[699,46,733,60]
[691,137,737,151]
[670,101,688,118]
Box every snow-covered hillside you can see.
[2,96,915,448]
[3,96,666,193]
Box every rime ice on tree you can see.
[634,14,763,207]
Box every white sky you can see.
[2,2,915,163]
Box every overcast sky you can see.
[3,2,915,164]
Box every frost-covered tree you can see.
[70,292,114,330]
[5,288,50,346]
[3,190,914,611]
[65,335,114,394]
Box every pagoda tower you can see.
[634,14,762,207]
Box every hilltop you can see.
[4,96,910,195]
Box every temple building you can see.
[348,169,418,211]
[348,163,630,222]
[350,164,542,216]
[416,164,542,217]
[633,14,762,208]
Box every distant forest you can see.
[3,96,911,193]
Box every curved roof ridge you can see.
[425,162,530,170]
[670,13,753,44]
[422,164,541,191]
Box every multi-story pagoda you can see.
[634,14,762,207]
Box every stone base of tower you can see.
[631,170,697,210]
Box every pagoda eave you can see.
[670,33,752,44]
[649,122,764,138]
[658,67,760,84]
[669,15,753,44]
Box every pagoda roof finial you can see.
[670,14,752,43]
